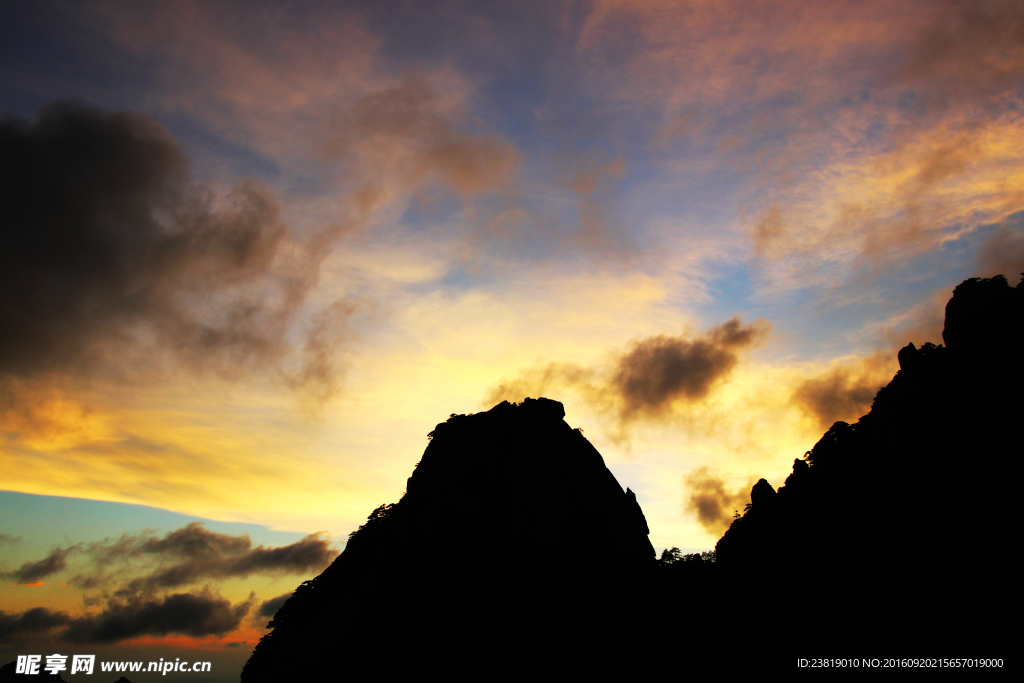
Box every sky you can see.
[2,0,1024,677]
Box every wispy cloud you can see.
[71,523,337,594]
[2,546,79,584]
[568,0,1024,299]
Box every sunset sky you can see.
[3,0,1023,678]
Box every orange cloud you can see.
[565,1,1024,292]
[792,352,894,429]
[327,75,521,200]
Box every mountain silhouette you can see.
[243,275,1017,677]
[710,274,1019,656]
[242,397,656,680]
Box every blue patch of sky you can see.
[0,490,309,568]
[767,226,1001,360]
[157,113,284,186]
[400,187,465,231]
[698,267,755,322]
[896,89,928,117]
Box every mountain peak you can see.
[242,398,653,680]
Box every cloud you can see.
[484,362,595,410]
[792,353,892,428]
[327,74,521,202]
[62,588,256,644]
[567,1,1024,295]
[562,156,632,256]
[84,0,380,165]
[72,522,338,593]
[256,592,292,619]
[684,467,751,537]
[0,101,271,377]
[976,225,1024,282]
[0,607,73,644]
[0,589,256,645]
[485,316,769,423]
[892,0,1024,108]
[282,299,362,406]
[752,205,786,259]
[1,524,335,602]
[613,319,767,419]
[747,113,1024,297]
[0,100,357,394]
[0,376,111,448]
[0,534,20,544]
[2,546,78,584]
[0,522,331,644]
[793,373,879,429]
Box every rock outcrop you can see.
[242,397,655,680]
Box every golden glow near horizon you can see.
[2,0,1023,661]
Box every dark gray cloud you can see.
[63,589,256,644]
[0,534,20,544]
[0,100,356,413]
[0,589,255,645]
[485,317,768,424]
[0,607,73,644]
[257,592,292,619]
[613,335,735,416]
[72,522,337,594]
[613,317,768,418]
[684,467,750,537]
[136,522,253,561]
[2,545,78,584]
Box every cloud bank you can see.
[0,590,256,644]
[0,523,337,645]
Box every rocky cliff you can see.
[241,397,655,680]
[712,275,1020,652]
